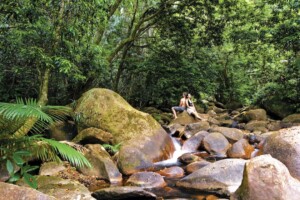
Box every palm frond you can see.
[39,138,92,168]
[0,101,53,123]
[0,98,73,136]
[41,105,72,122]
[0,135,91,168]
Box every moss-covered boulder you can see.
[74,88,174,175]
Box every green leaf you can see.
[13,154,24,165]
[14,150,31,157]
[6,159,14,175]
[41,138,92,168]
[21,165,39,173]
[8,174,20,183]
[24,173,37,189]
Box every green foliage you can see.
[1,149,39,189]
[0,98,91,188]
[0,0,299,114]
[102,143,122,156]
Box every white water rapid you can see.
[154,136,190,167]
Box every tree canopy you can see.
[1,0,299,116]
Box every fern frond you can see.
[38,138,91,168]
[0,102,53,123]
[0,135,91,168]
[42,105,72,122]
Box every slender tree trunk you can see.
[13,0,66,138]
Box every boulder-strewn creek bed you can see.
[1,88,300,200]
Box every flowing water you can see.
[154,137,190,167]
[152,136,226,200]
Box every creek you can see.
[151,135,226,200]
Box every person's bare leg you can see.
[194,112,204,120]
[172,107,177,119]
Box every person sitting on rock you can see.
[171,92,187,119]
[185,93,204,120]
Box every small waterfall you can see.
[154,136,190,167]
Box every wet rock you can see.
[125,172,166,188]
[232,155,300,200]
[167,123,185,137]
[18,175,94,200]
[263,126,300,180]
[0,182,56,200]
[176,159,247,195]
[227,139,254,159]
[245,120,268,133]
[75,88,174,175]
[203,132,230,157]
[244,109,267,122]
[39,161,67,176]
[157,166,185,178]
[186,160,211,174]
[210,127,244,143]
[92,186,157,200]
[78,144,122,184]
[178,153,201,164]
[182,131,209,152]
[183,122,210,139]
[72,127,113,145]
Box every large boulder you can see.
[244,120,268,133]
[169,111,199,125]
[0,182,55,200]
[210,127,244,143]
[176,159,247,195]
[183,122,210,138]
[263,126,300,180]
[227,139,254,159]
[78,144,122,184]
[232,155,300,200]
[203,132,230,157]
[244,109,267,122]
[74,88,174,174]
[182,131,209,152]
